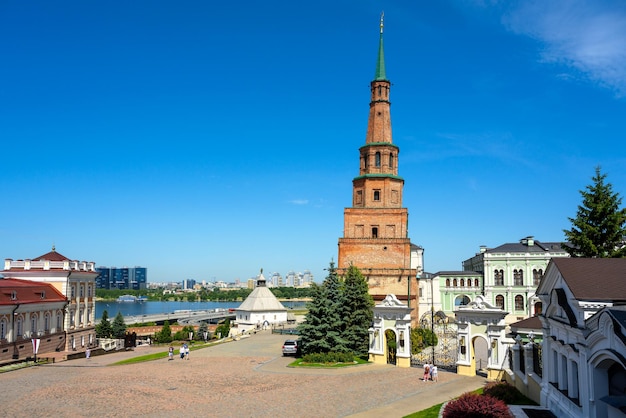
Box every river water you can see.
[95,300,307,319]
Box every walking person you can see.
[423,363,430,382]
[184,343,189,360]
[180,344,185,360]
[431,365,438,382]
[168,345,174,361]
[85,348,91,360]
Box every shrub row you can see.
[302,351,355,364]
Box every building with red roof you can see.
[2,246,98,356]
[0,278,67,362]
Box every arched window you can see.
[56,312,62,330]
[364,154,369,169]
[460,279,465,287]
[44,313,50,332]
[375,152,381,167]
[389,153,394,169]
[514,269,523,286]
[455,295,471,307]
[445,279,450,287]
[515,295,524,311]
[453,279,458,287]
[17,317,23,337]
[495,295,505,309]
[494,269,504,286]
[533,269,543,286]
[474,278,479,287]
[0,319,7,339]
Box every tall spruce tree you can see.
[563,167,626,258]
[111,312,127,339]
[298,261,348,354]
[340,265,373,357]
[95,310,113,338]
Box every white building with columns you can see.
[3,247,98,354]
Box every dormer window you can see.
[10,291,17,300]
[40,291,45,299]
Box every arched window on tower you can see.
[389,153,394,169]
[375,152,381,167]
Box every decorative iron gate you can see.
[411,311,458,370]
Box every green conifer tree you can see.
[298,261,348,354]
[111,311,127,339]
[340,265,374,357]
[95,310,113,338]
[563,167,626,258]
[155,320,173,343]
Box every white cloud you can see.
[501,0,626,97]
[289,199,309,205]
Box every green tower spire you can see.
[374,12,387,81]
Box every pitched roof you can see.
[238,273,286,312]
[33,247,71,262]
[551,258,626,301]
[510,315,542,331]
[487,240,566,254]
[0,278,67,304]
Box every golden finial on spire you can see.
[380,11,384,34]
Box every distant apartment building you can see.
[96,266,147,290]
[181,278,196,290]
[284,270,314,287]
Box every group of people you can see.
[422,363,438,382]
[168,343,190,360]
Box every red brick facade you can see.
[337,28,418,325]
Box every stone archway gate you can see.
[368,294,412,368]
[454,295,508,380]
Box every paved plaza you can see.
[0,331,486,417]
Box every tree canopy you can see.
[95,310,113,338]
[298,261,373,357]
[563,167,626,258]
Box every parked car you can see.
[282,339,300,356]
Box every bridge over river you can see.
[117,309,236,326]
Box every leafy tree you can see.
[564,166,626,258]
[340,265,374,357]
[410,328,438,354]
[154,321,173,343]
[95,310,113,338]
[111,312,127,339]
[173,325,196,341]
[215,318,231,339]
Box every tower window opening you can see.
[375,152,381,167]
[373,190,380,201]
[372,227,378,238]
[389,153,394,169]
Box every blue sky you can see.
[1,1,625,283]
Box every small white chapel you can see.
[233,270,288,334]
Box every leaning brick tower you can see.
[337,14,419,325]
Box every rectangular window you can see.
[373,190,380,201]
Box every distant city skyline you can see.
[2,1,625,282]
